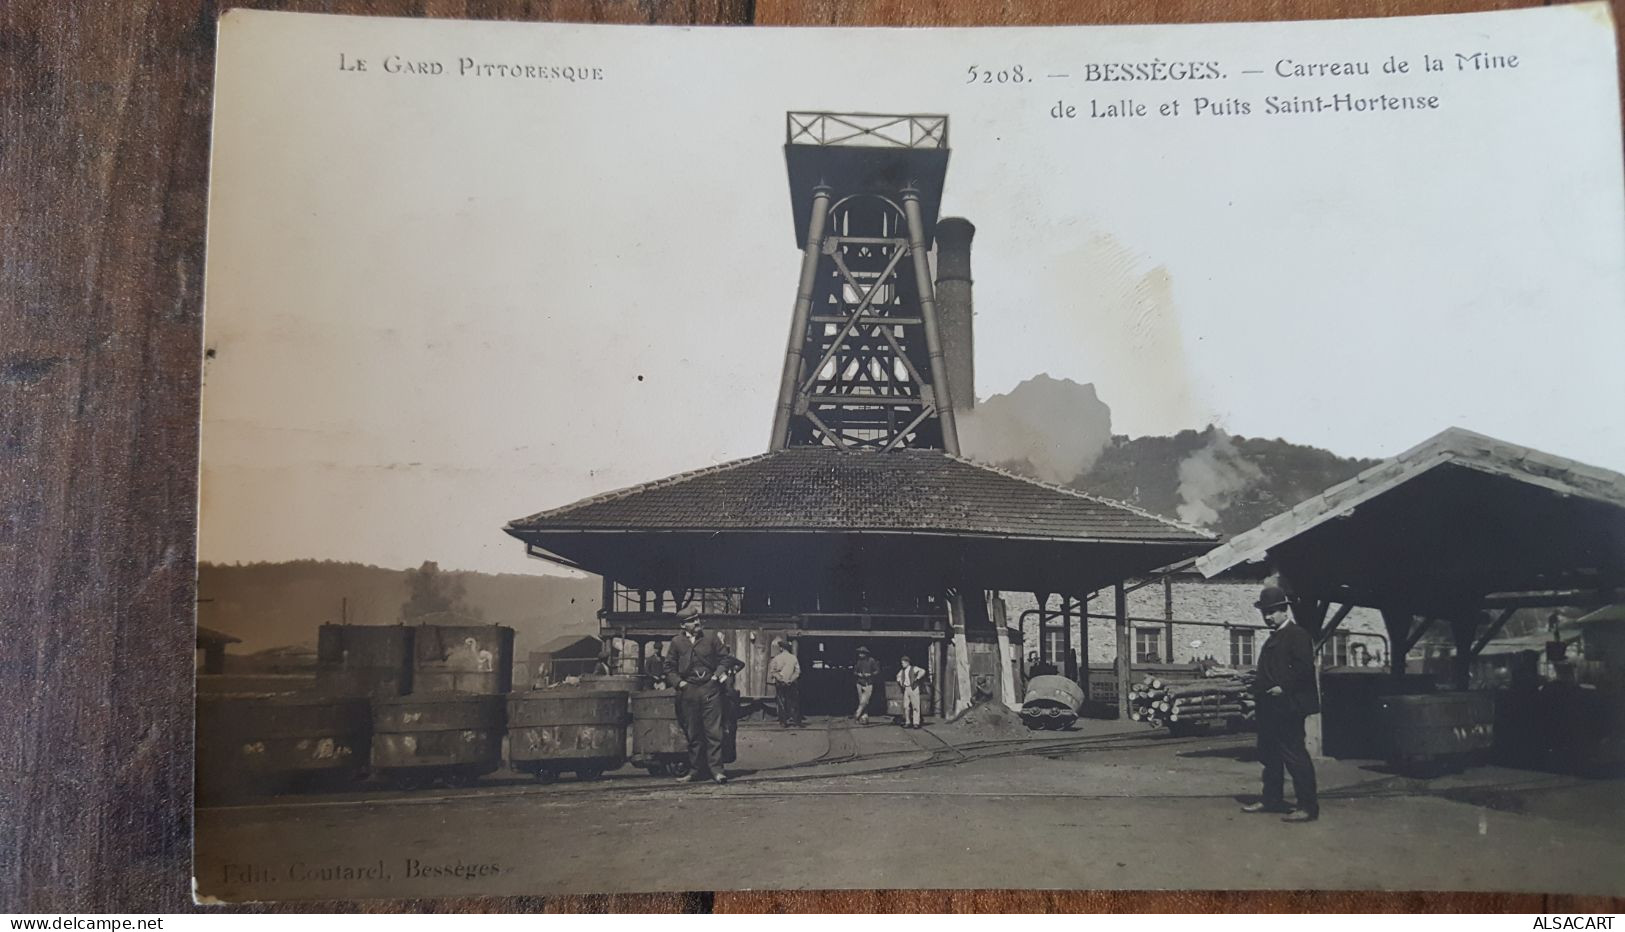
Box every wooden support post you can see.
[949,591,973,716]
[1115,582,1131,720]
[1278,576,1329,759]
[1449,613,1478,691]
[928,638,942,717]
[1380,609,1411,676]
[990,594,1018,708]
[1315,602,1355,650]
[1163,575,1176,664]
[1471,608,1516,656]
[1400,617,1438,658]
[1078,592,1091,708]
[1062,594,1076,680]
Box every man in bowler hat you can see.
[1242,585,1320,822]
[663,604,731,784]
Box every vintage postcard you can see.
[196,6,1625,900]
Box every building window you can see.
[1135,628,1162,664]
[1230,628,1256,667]
[1321,633,1350,668]
[1042,629,1066,666]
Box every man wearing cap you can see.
[663,605,730,784]
[1242,585,1320,822]
[853,646,881,724]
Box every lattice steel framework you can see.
[771,112,961,453]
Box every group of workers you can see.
[645,605,932,785]
[774,641,929,729]
[638,583,1318,821]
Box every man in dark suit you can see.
[1242,585,1320,822]
[663,605,731,785]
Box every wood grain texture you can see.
[1,0,1620,913]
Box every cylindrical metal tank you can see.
[1020,674,1084,730]
[629,688,690,776]
[371,692,505,787]
[508,689,629,782]
[196,693,371,800]
[1381,691,1496,775]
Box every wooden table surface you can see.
[2,0,1621,914]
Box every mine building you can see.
[505,112,1215,717]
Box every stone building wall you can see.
[1001,578,1389,670]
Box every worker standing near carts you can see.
[664,605,730,785]
[853,645,881,724]
[767,640,803,728]
[896,654,928,729]
[644,641,668,688]
[1241,585,1321,823]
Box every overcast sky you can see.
[200,7,1625,576]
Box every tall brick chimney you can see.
[934,217,975,413]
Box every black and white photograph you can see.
[193,6,1625,901]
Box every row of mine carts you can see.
[197,677,708,801]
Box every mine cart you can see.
[629,688,692,776]
[578,673,653,692]
[371,692,505,789]
[196,692,371,800]
[507,689,629,783]
[1381,691,1496,775]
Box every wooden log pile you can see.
[1128,670,1257,730]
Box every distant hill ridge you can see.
[197,559,600,657]
[1073,426,1379,539]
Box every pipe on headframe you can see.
[901,188,961,455]
[769,185,833,451]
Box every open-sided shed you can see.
[1195,428,1625,687]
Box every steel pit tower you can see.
[770,112,960,454]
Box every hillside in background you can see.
[197,560,601,659]
[955,378,1379,540]
[1074,426,1380,539]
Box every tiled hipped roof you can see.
[507,447,1214,544]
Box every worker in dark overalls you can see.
[663,605,730,785]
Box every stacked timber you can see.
[1128,671,1256,730]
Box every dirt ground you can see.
[195,715,1625,902]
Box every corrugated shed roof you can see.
[506,447,1215,544]
[1196,428,1625,578]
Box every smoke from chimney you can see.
[1175,430,1263,527]
[959,374,1113,485]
